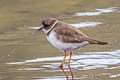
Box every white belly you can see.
[47,31,89,51]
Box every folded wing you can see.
[54,22,108,45]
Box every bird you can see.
[38,17,108,68]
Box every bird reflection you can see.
[60,65,74,80]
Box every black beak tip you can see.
[38,25,44,31]
[38,28,41,31]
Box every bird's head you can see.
[38,17,58,34]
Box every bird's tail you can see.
[85,38,108,45]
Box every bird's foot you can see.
[59,64,63,69]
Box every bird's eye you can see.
[42,21,48,27]
[44,24,48,27]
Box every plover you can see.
[38,17,108,68]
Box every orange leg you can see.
[67,50,72,66]
[60,67,69,80]
[59,51,67,68]
[68,65,74,80]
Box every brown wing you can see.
[54,22,108,45]
[54,22,89,43]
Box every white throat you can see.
[42,21,59,34]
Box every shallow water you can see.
[0,0,120,80]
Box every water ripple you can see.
[71,21,102,28]
[74,7,118,16]
[7,50,120,71]
[110,74,120,78]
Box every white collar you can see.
[43,20,59,34]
